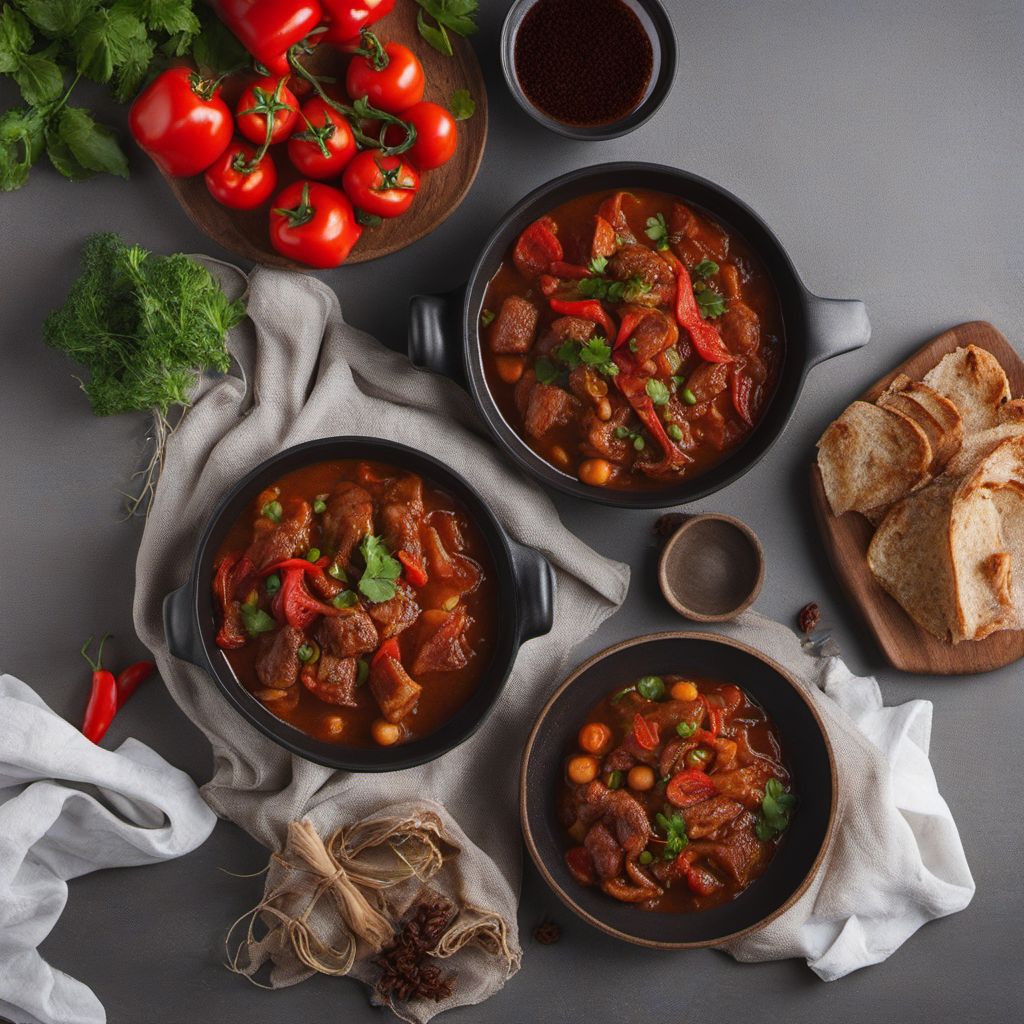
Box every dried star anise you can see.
[374,897,456,1005]
[654,513,688,539]
[798,602,821,635]
[533,921,561,945]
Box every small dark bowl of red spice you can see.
[501,0,676,140]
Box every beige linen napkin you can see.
[131,262,629,1020]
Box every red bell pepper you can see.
[116,661,155,710]
[397,550,428,588]
[612,355,690,470]
[322,0,395,42]
[632,713,660,751]
[274,567,339,629]
[549,298,615,342]
[730,367,755,426]
[214,1,322,73]
[513,217,563,277]
[258,556,330,576]
[614,310,646,351]
[663,252,733,364]
[81,635,118,744]
[665,768,718,808]
[372,637,401,667]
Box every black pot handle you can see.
[408,285,468,388]
[162,582,204,668]
[803,292,871,369]
[508,539,556,644]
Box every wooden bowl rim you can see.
[657,514,766,622]
[519,630,838,949]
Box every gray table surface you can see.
[2,1,1023,1021]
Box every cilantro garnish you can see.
[694,281,727,319]
[644,213,670,250]
[357,535,401,604]
[755,779,796,841]
[655,810,689,860]
[694,258,719,279]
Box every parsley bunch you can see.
[415,0,479,57]
[756,779,796,841]
[0,1,242,191]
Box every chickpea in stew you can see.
[211,460,497,747]
[559,674,794,912]
[481,190,783,490]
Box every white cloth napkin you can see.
[720,612,975,979]
[0,674,218,1024]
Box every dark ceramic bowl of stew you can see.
[409,162,871,508]
[163,437,555,773]
[521,632,836,947]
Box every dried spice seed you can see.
[654,513,688,539]
[533,921,561,945]
[374,897,456,1005]
[798,602,821,635]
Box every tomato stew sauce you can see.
[211,460,497,747]
[480,189,783,491]
[559,675,793,913]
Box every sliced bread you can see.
[922,345,1010,433]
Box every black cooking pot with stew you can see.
[162,437,555,773]
[409,162,870,508]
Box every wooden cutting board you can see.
[810,320,1024,675]
[161,1,487,268]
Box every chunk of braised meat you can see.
[669,202,729,263]
[589,214,619,260]
[246,499,312,570]
[213,554,247,649]
[688,811,767,887]
[602,858,662,903]
[719,300,761,358]
[301,654,358,707]
[514,369,537,417]
[255,625,304,691]
[680,362,730,416]
[321,482,374,567]
[575,781,651,859]
[625,308,679,363]
[712,762,777,809]
[597,192,636,244]
[422,528,482,596]
[368,580,420,639]
[524,383,580,440]
[536,315,596,357]
[490,295,540,354]
[584,821,624,881]
[317,609,378,658]
[582,406,631,464]
[683,795,745,839]
[380,475,424,559]
[412,606,473,675]
[568,365,609,410]
[370,654,422,723]
[425,510,466,554]
[696,403,727,450]
[307,570,345,601]
[606,245,675,306]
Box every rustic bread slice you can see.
[992,487,1024,632]
[867,478,960,641]
[878,378,964,473]
[944,421,1024,478]
[817,400,931,517]
[922,345,1010,433]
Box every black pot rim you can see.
[520,630,838,948]
[170,435,527,773]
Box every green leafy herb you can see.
[577,335,619,378]
[553,339,581,369]
[240,603,275,638]
[588,255,608,275]
[534,357,559,385]
[675,720,698,739]
[694,258,719,279]
[655,811,688,860]
[577,274,651,304]
[694,282,727,319]
[755,778,796,841]
[449,87,475,120]
[480,307,495,327]
[636,675,666,700]
[357,534,401,604]
[0,0,227,191]
[332,590,359,609]
[645,379,671,406]
[415,0,478,56]
[644,212,670,251]
[261,500,283,523]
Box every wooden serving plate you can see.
[810,320,1024,675]
[161,2,487,267]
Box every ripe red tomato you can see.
[342,150,419,218]
[204,141,278,209]
[322,0,396,43]
[129,67,232,177]
[286,97,357,179]
[345,39,424,114]
[236,77,299,146]
[383,101,457,170]
[269,181,363,267]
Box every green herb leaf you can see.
[332,590,359,609]
[191,4,247,74]
[645,379,671,406]
[0,106,44,191]
[694,258,719,279]
[265,573,281,596]
[756,778,796,841]
[240,603,276,637]
[695,285,727,320]
[357,534,401,604]
[13,51,64,105]
[577,335,619,378]
[14,0,92,38]
[533,357,559,385]
[58,107,129,178]
[74,6,148,84]
[654,810,688,859]
[588,255,608,275]
[123,0,201,38]
[416,0,479,55]
[44,121,92,180]
[261,500,282,523]
[415,7,452,56]
[312,498,327,514]
[553,339,580,368]
[0,7,33,73]
[644,212,670,250]
[480,308,495,327]
[449,87,475,120]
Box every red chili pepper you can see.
[372,637,401,667]
[614,310,646,351]
[549,298,615,342]
[632,713,660,751]
[397,550,428,588]
[665,768,718,808]
[700,695,723,736]
[549,260,593,280]
[258,556,330,576]
[116,661,155,710]
[274,568,340,629]
[214,1,322,73]
[663,252,733,364]
[611,357,690,470]
[730,367,755,426]
[81,635,118,744]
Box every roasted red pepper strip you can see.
[632,713,660,751]
[81,635,118,744]
[549,298,615,342]
[614,310,646,351]
[663,252,733,364]
[549,260,592,280]
[672,852,721,895]
[258,556,330,576]
[612,356,690,469]
[116,660,155,710]
[700,695,723,736]
[372,636,401,667]
[513,216,563,277]
[730,367,755,426]
[275,568,340,629]
[214,1,322,73]
[397,550,428,587]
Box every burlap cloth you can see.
[132,263,630,1021]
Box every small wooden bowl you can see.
[658,514,765,622]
